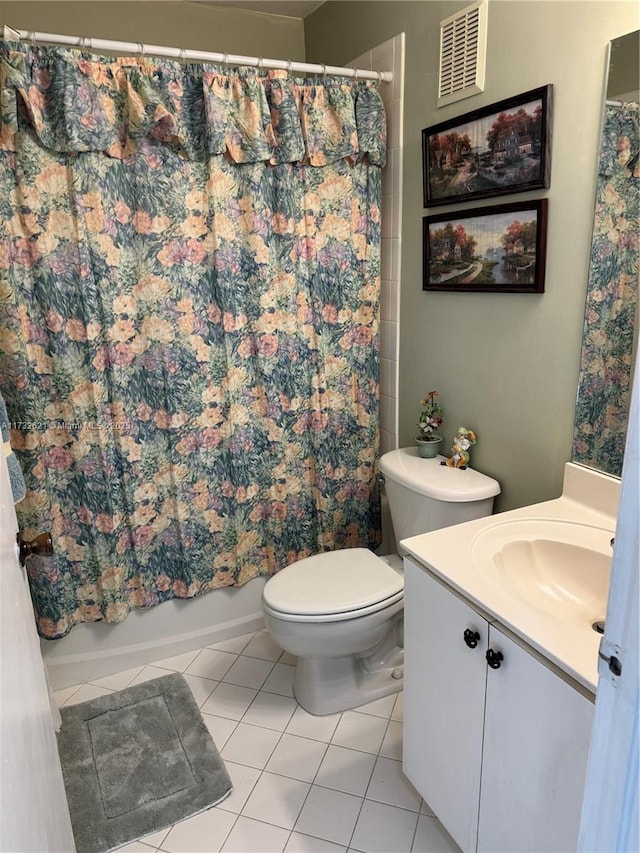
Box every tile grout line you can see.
[282,705,340,847]
[343,712,395,852]
[221,658,313,847]
[196,647,322,849]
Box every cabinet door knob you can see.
[463,628,481,649]
[486,648,504,669]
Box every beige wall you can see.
[0,1,305,59]
[306,0,638,511]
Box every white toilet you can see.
[262,447,501,715]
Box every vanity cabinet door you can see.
[403,558,488,853]
[478,625,595,853]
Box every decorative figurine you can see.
[443,427,477,469]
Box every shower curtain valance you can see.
[0,41,387,166]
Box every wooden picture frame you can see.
[423,199,548,293]
[422,85,552,207]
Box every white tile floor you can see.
[55,630,460,853]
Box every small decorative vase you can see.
[415,436,443,458]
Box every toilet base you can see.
[293,651,404,716]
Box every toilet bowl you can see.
[262,448,501,715]
[263,548,405,715]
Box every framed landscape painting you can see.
[422,85,552,207]
[423,199,548,293]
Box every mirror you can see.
[572,30,639,478]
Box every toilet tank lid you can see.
[379,447,501,502]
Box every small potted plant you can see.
[416,390,444,458]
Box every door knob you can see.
[17,531,53,566]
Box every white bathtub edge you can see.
[43,578,267,689]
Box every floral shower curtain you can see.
[573,105,639,476]
[0,41,385,638]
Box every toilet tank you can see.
[378,447,501,552]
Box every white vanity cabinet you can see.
[403,557,594,853]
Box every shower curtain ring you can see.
[353,68,359,81]
[180,47,186,62]
[30,31,37,47]
[257,56,264,71]
[377,70,384,83]
[321,63,327,77]
[287,59,292,74]
[138,42,146,58]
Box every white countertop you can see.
[400,463,620,694]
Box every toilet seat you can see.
[263,548,404,623]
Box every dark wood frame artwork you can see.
[422,85,552,208]
[423,199,548,293]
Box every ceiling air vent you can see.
[438,0,488,108]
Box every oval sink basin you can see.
[471,519,613,626]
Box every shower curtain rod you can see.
[605,98,639,109]
[9,28,393,82]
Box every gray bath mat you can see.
[58,672,232,853]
